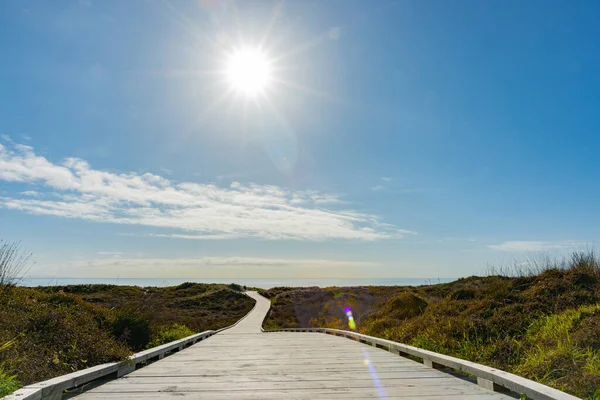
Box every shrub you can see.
[0,288,131,385]
[258,287,296,299]
[111,312,151,351]
[147,324,195,348]
[571,308,600,349]
[0,283,255,389]
[449,288,476,300]
[383,292,428,318]
[228,283,242,291]
[175,282,198,290]
[359,292,428,335]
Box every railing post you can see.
[477,377,500,391]
[116,362,135,377]
[423,358,444,369]
[390,348,410,358]
[40,388,62,400]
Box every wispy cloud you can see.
[0,141,412,241]
[488,240,589,252]
[20,190,39,197]
[146,233,243,240]
[372,177,392,191]
[39,256,380,278]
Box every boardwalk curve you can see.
[73,291,516,399]
[7,291,579,399]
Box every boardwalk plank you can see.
[76,392,510,400]
[75,292,512,400]
[118,375,462,384]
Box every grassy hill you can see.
[259,253,600,399]
[0,283,254,396]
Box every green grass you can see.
[0,339,21,397]
[0,367,20,398]
[260,252,600,399]
[514,304,600,396]
[147,324,195,348]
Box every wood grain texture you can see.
[264,328,581,400]
[75,292,512,400]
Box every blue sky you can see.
[1,0,599,279]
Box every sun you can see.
[225,49,272,96]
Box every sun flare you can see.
[225,49,272,96]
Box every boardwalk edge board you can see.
[5,295,259,400]
[260,326,580,400]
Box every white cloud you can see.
[0,143,412,241]
[381,177,392,182]
[301,191,345,205]
[488,241,589,252]
[20,190,39,197]
[38,256,380,278]
[372,185,385,191]
[147,233,242,240]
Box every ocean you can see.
[18,277,456,289]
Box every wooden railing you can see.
[5,330,216,400]
[6,296,258,400]
[6,295,578,400]
[262,327,580,400]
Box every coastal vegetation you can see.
[260,252,600,399]
[0,281,254,395]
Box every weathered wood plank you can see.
[264,326,581,400]
[129,365,433,375]
[90,380,482,391]
[73,292,514,400]
[117,375,462,384]
[83,382,505,395]
[72,391,515,400]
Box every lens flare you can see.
[344,306,357,330]
[362,348,388,399]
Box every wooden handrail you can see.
[5,330,216,400]
[6,295,578,400]
[6,293,258,400]
[261,327,580,400]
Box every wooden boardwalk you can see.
[75,292,512,399]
